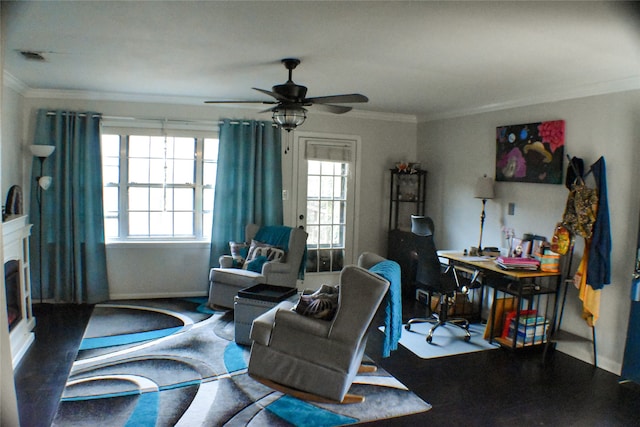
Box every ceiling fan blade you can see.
[258,106,277,114]
[309,104,352,114]
[305,93,368,104]
[204,100,277,105]
[252,87,292,102]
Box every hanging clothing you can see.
[574,241,601,327]
[586,157,611,290]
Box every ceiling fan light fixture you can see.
[272,105,307,132]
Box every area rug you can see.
[385,322,499,359]
[52,298,431,426]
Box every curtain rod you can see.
[46,112,277,128]
[46,111,102,118]
[219,120,278,127]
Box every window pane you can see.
[306,200,319,225]
[129,188,149,211]
[129,212,149,235]
[174,188,194,210]
[203,163,217,185]
[103,165,119,185]
[101,134,120,157]
[149,136,165,158]
[334,201,346,224]
[203,188,214,212]
[129,136,150,157]
[129,159,149,183]
[148,159,165,183]
[104,217,119,238]
[149,187,165,211]
[174,138,195,159]
[204,138,219,160]
[172,159,194,184]
[307,225,319,246]
[307,176,320,199]
[103,187,119,212]
[202,212,212,238]
[320,201,333,224]
[321,176,334,198]
[149,212,171,235]
[308,160,321,174]
[174,212,194,235]
[319,225,332,245]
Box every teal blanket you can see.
[369,260,402,357]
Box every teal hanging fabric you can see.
[29,109,109,304]
[209,119,283,267]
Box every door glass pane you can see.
[305,160,350,273]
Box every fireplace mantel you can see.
[3,215,35,367]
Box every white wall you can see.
[1,82,23,202]
[0,4,21,424]
[418,90,640,374]
[14,96,416,298]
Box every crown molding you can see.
[419,76,640,122]
[18,85,417,124]
[6,71,639,125]
[2,71,28,94]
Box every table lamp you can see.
[474,174,495,254]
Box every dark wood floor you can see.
[14,299,640,427]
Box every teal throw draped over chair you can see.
[30,109,109,304]
[209,119,283,266]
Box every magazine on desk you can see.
[495,256,540,270]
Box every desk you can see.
[438,251,562,350]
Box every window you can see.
[305,160,349,273]
[101,132,218,240]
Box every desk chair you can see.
[405,215,472,344]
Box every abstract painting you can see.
[496,120,565,184]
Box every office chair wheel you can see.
[426,335,433,343]
[464,334,471,342]
[405,324,412,331]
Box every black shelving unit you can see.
[387,168,427,295]
[388,169,427,231]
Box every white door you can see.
[291,133,360,289]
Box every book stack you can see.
[495,256,540,271]
[502,312,549,347]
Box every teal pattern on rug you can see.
[53,298,431,426]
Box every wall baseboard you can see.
[108,291,209,301]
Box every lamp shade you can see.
[474,175,495,200]
[30,145,55,158]
[272,106,306,132]
[38,176,52,190]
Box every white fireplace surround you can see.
[3,215,35,367]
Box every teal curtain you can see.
[209,119,283,266]
[30,109,109,304]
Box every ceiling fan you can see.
[205,58,368,131]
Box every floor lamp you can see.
[30,144,55,303]
[474,174,495,255]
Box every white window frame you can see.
[102,120,218,243]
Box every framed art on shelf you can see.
[496,120,565,184]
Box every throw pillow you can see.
[243,240,286,270]
[245,255,269,273]
[294,284,340,321]
[229,241,250,267]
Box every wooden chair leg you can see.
[358,364,377,373]
[250,374,365,404]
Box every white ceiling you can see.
[3,1,640,121]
